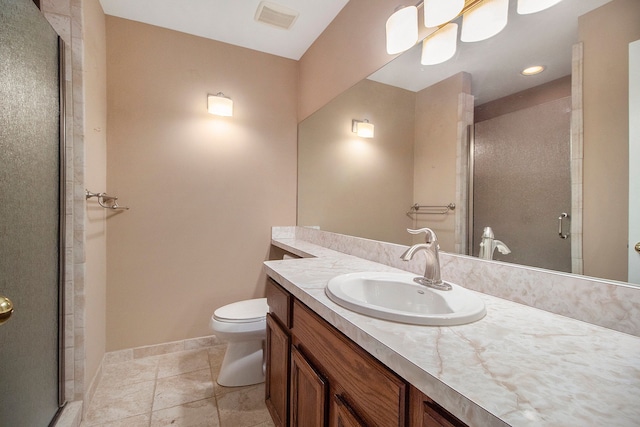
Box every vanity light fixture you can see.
[460,0,509,42]
[423,0,464,28]
[386,0,510,57]
[207,92,233,117]
[386,5,419,54]
[352,119,375,138]
[521,65,546,75]
[517,0,563,15]
[421,23,458,65]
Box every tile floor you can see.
[81,344,275,427]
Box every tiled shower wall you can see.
[41,0,87,404]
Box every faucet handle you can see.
[482,226,495,239]
[406,228,437,244]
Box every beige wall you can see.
[82,0,108,393]
[413,73,471,251]
[105,17,298,350]
[298,79,415,244]
[298,0,403,121]
[580,0,640,281]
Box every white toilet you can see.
[209,298,269,387]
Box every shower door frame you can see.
[56,35,68,410]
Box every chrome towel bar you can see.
[407,203,455,216]
[85,190,130,210]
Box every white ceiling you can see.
[98,0,349,60]
[98,0,612,103]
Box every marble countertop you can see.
[264,236,640,427]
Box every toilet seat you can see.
[213,298,268,323]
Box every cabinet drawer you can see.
[267,279,291,328]
[409,387,468,427]
[292,300,407,427]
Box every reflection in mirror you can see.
[297,0,640,286]
[471,81,572,273]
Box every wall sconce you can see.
[352,119,375,138]
[207,92,233,117]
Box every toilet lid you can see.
[213,298,268,323]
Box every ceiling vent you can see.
[255,1,299,30]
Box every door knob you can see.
[0,295,14,325]
[635,242,640,253]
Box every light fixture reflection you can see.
[352,119,374,138]
[517,0,563,15]
[521,65,546,75]
[421,23,458,65]
[207,92,233,117]
[386,6,418,54]
[423,0,464,28]
[460,0,509,42]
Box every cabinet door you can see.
[333,394,368,427]
[293,300,406,426]
[290,345,328,427]
[266,313,290,427]
[409,387,467,427]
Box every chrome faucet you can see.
[478,226,511,260]
[400,228,452,291]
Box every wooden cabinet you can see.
[333,394,367,427]
[290,346,328,426]
[266,278,292,328]
[409,387,468,427]
[266,314,290,427]
[265,279,293,427]
[266,276,467,427]
[292,300,406,427]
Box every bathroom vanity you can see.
[263,227,640,426]
[266,278,464,427]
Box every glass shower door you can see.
[0,0,64,424]
[472,96,572,272]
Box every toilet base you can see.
[217,339,265,387]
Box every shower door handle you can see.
[558,213,570,239]
[0,295,14,325]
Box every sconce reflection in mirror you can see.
[352,119,375,138]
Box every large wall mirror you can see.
[298,0,640,286]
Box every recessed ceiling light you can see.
[521,65,545,76]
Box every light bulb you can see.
[461,0,509,43]
[421,23,458,65]
[386,6,418,54]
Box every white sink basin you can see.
[325,272,486,326]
